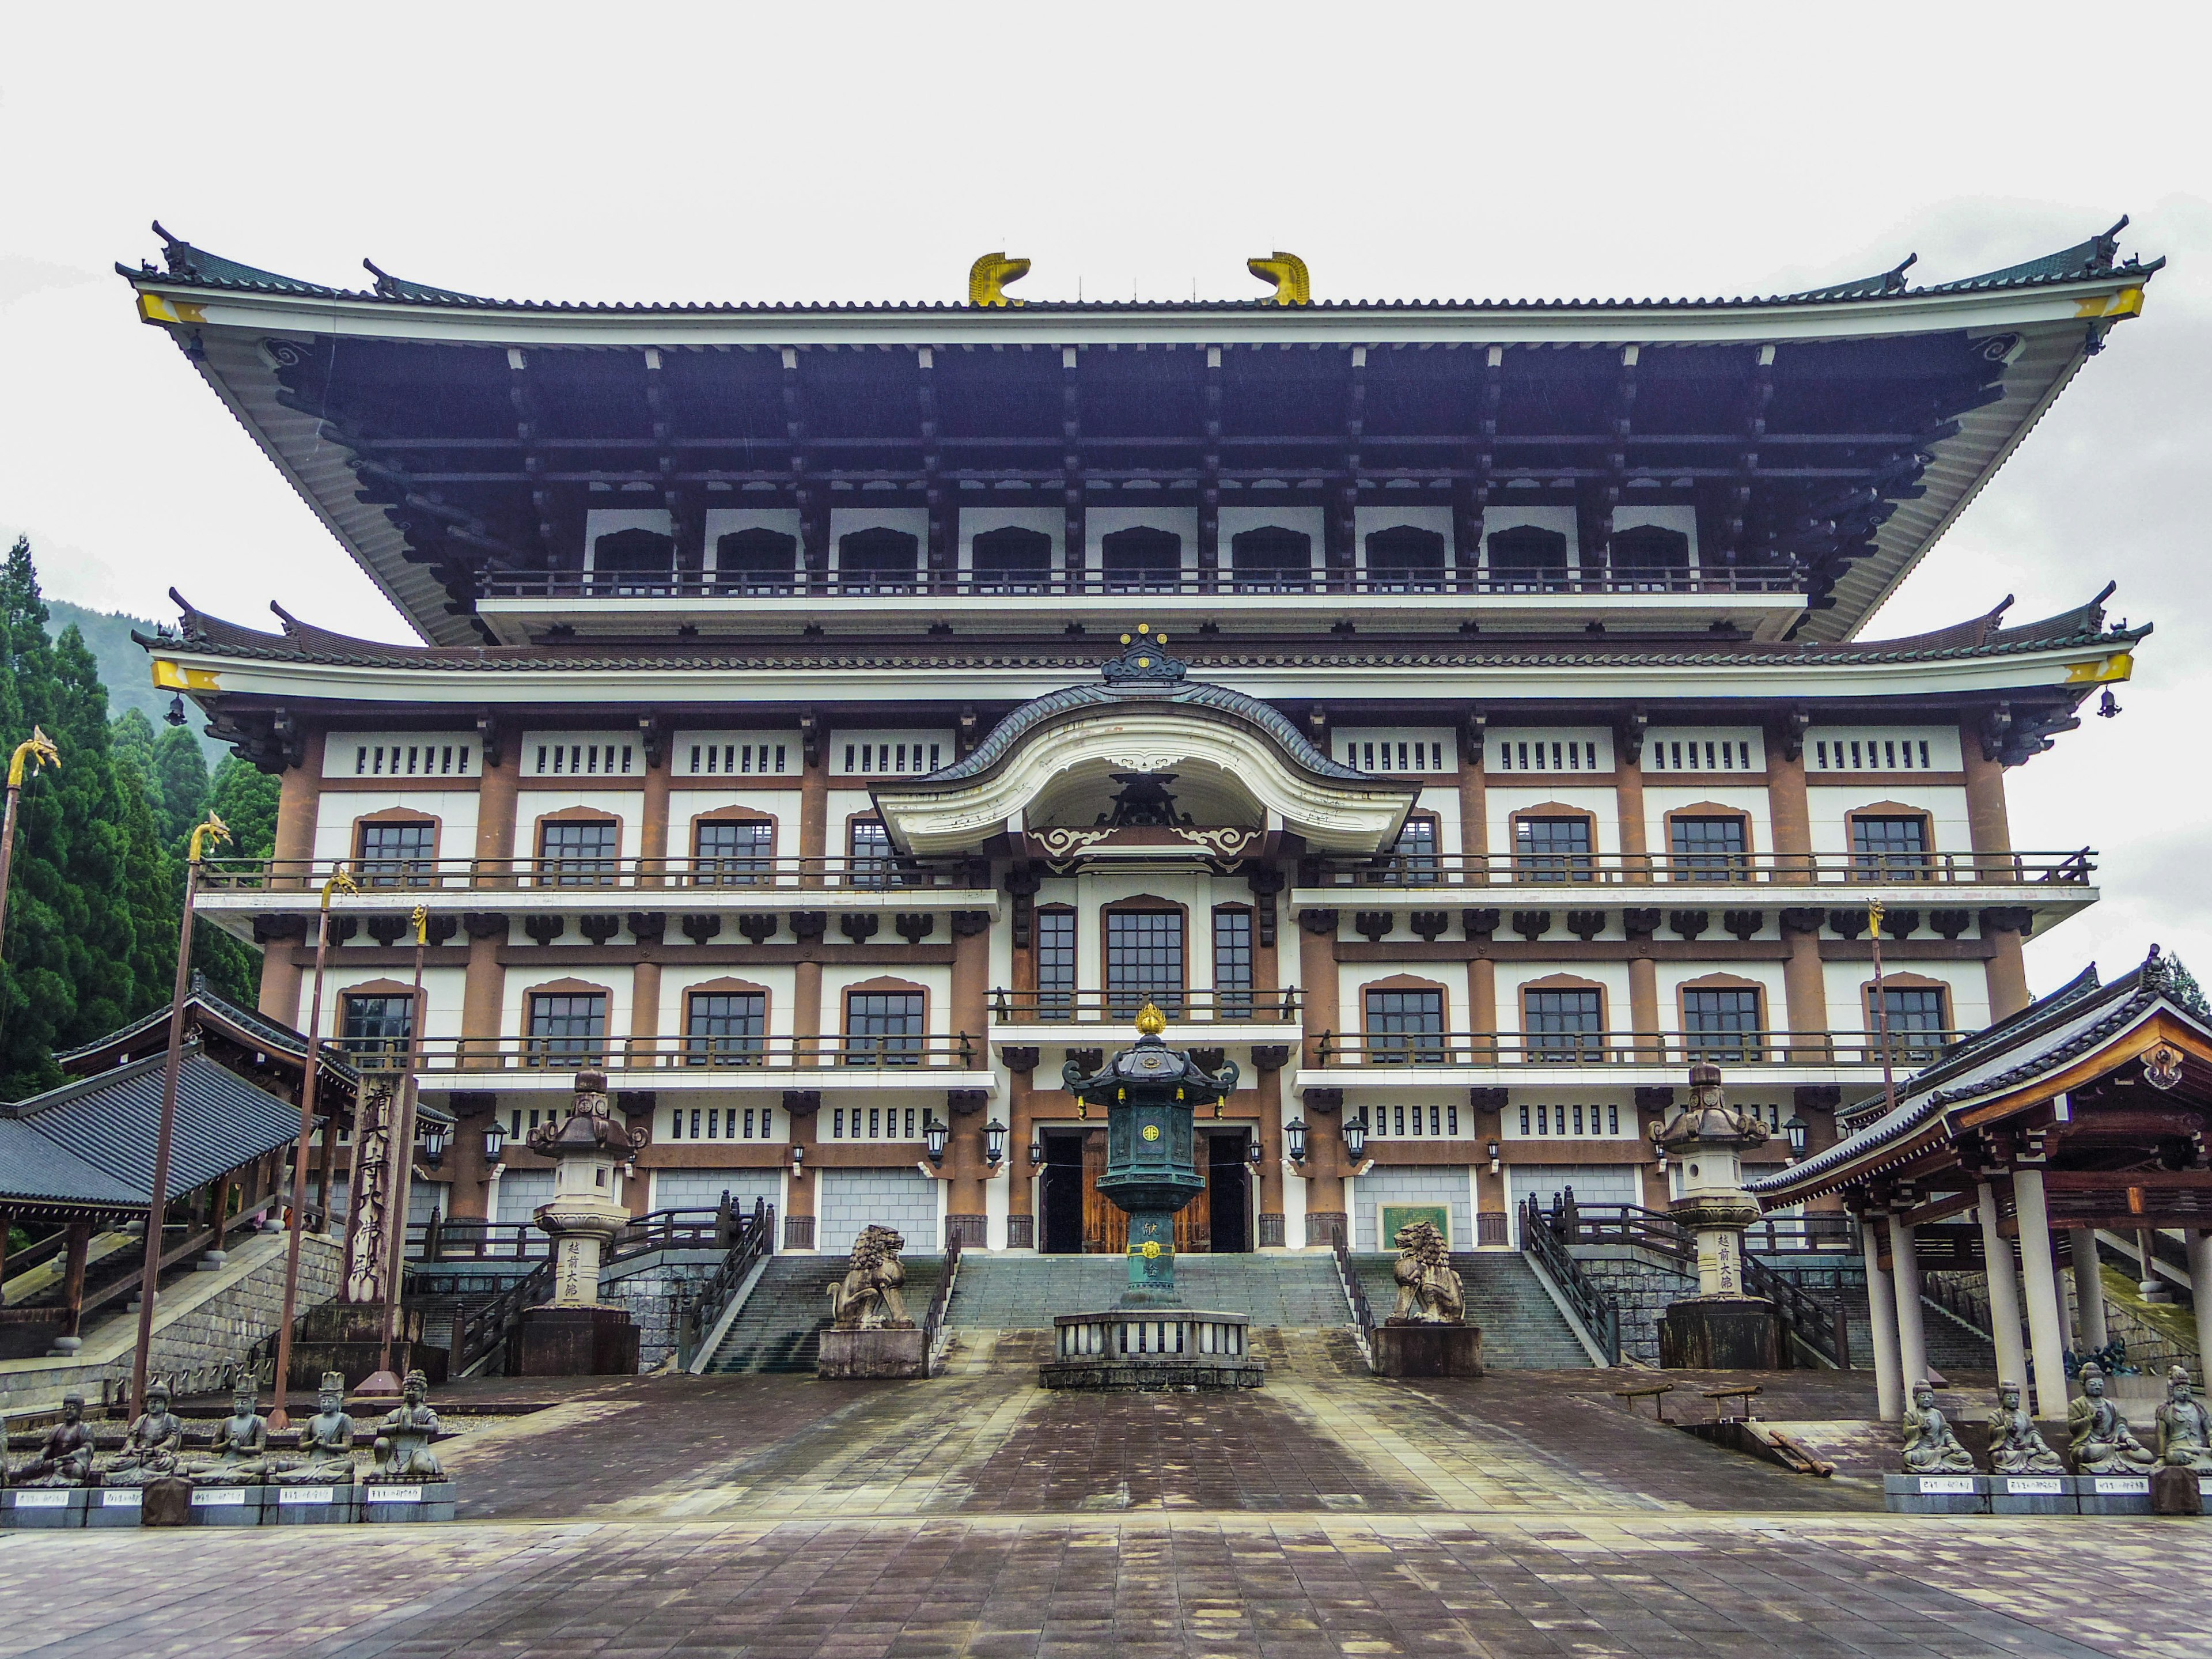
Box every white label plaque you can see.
[1918,1476,1976,1494]
[192,1487,247,1507]
[14,1491,69,1509]
[278,1487,335,1505]
[2005,1478,2063,1494]
[103,1490,143,1508]
[2095,1476,2150,1495]
[364,1486,422,1504]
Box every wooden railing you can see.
[1328,1225,1377,1359]
[1305,849,2094,889]
[1311,1030,1961,1069]
[1517,1199,1620,1364]
[988,988,1300,1025]
[676,1199,775,1371]
[372,1032,983,1076]
[450,1259,555,1377]
[197,854,983,894]
[1558,1203,1858,1257]
[408,1206,729,1263]
[919,1233,964,1371]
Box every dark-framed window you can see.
[1869,985,1950,1060]
[838,527,919,594]
[1213,907,1253,1020]
[1107,908,1184,1017]
[844,990,924,1066]
[1365,525,1446,593]
[356,819,437,887]
[1365,987,1445,1064]
[695,819,772,885]
[528,991,607,1067]
[1375,816,1439,886]
[971,525,1052,594]
[1099,527,1183,594]
[1610,525,1690,592]
[1036,907,1077,1021]
[685,990,766,1066]
[1525,987,1604,1061]
[1683,987,1763,1063]
[1669,816,1749,882]
[590,527,676,596]
[714,528,797,595]
[539,819,620,886]
[846,817,903,888]
[1230,527,1312,593]
[340,994,414,1065]
[1488,525,1570,593]
[1851,815,1931,881]
[1513,816,1594,883]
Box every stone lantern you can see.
[1651,1060,1781,1368]
[514,1068,647,1374]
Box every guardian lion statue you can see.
[828,1225,914,1330]
[1389,1219,1465,1324]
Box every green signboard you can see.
[1378,1203,1451,1249]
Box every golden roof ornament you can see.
[1247,251,1311,305]
[968,252,1030,308]
[1134,1002,1168,1037]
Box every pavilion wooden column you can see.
[1885,1213,1930,1392]
[1779,912,1830,1060]
[2069,1228,2109,1350]
[1298,910,1344,1245]
[457,717,518,1225]
[2187,1230,2212,1389]
[782,1093,819,1249]
[798,738,828,878]
[1771,743,1828,1056]
[2012,1167,2070,1419]
[1468,957,1497,1061]
[1963,719,2032,1017]
[1859,1217,1904,1420]
[1005,1066,1036,1248]
[1616,748,1649,874]
[1254,1062,1286,1247]
[1456,738,1487,878]
[945,921,991,1245]
[1768,737,1813,881]
[58,1222,91,1340]
[1977,1181,2029,1389]
[259,748,324,1022]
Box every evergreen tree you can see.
[154,724,210,846]
[111,706,161,798]
[194,753,283,1006]
[111,752,177,1017]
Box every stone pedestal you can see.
[819,1326,929,1380]
[88,1488,146,1528]
[1372,1321,1484,1378]
[1041,1310,1264,1391]
[511,1305,639,1376]
[188,1485,267,1526]
[270,1483,360,1525]
[1,1487,89,1528]
[362,1480,457,1522]
[289,1302,445,1389]
[2077,1472,2155,1515]
[1990,1474,2075,1515]
[1658,1296,1781,1369]
[1883,1472,1988,1514]
[2152,1466,2203,1516]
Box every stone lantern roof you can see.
[527,1069,648,1159]
[1650,1062,1772,1154]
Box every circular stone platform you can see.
[1039,1309,1266,1391]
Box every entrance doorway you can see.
[1206,1132,1252,1253]
[1040,1130,1086,1254]
[1035,1126,1255,1254]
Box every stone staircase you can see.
[1352,1252,1596,1368]
[944,1253,1354,1329]
[706,1254,943,1374]
[1830,1278,1996,1376]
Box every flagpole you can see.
[0,728,59,963]
[365,904,430,1394]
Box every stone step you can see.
[1351,1252,1595,1368]
[945,1254,1355,1330]
[707,1255,944,1374]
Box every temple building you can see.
[119,222,2158,1264]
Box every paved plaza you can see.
[6,1338,2209,1657]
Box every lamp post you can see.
[128,810,228,1411]
[366,904,431,1396]
[269,861,357,1427]
[0,727,59,962]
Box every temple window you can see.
[1230,527,1311,593]
[972,525,1052,594]
[714,528,797,595]
[685,991,766,1066]
[539,818,620,886]
[1868,984,1951,1060]
[844,990,924,1066]
[838,527,920,594]
[1106,908,1184,1016]
[1513,815,1596,883]
[1036,907,1077,1021]
[694,819,774,885]
[1374,816,1439,886]
[1099,527,1183,594]
[1668,816,1751,881]
[1487,525,1570,593]
[1364,987,1446,1064]
[1212,908,1253,1020]
[527,991,608,1067]
[846,817,897,888]
[1364,525,1446,593]
[339,993,413,1063]
[1682,986,1764,1063]
[1850,813,1933,881]
[1610,525,1691,592]
[355,819,437,887]
[590,527,676,596]
[1524,987,1604,1061]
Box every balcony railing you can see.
[1555,1202,1860,1256]
[1308,850,2094,889]
[1309,1029,1962,1068]
[988,988,1301,1025]
[479,568,1805,602]
[375,1032,983,1075]
[198,855,975,894]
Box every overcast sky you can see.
[2,5,2205,994]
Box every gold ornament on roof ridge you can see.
[968,252,1031,308]
[1247,251,1311,306]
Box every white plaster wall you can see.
[1611,502,1699,564]
[312,790,480,863]
[828,508,929,575]
[668,788,793,858]
[1482,503,1578,566]
[513,789,646,863]
[1337,961,1471,1033]
[1497,960,1634,1036]
[1653,960,1789,1033]
[703,507,802,569]
[1219,505,1324,568]
[820,963,954,1030]
[584,507,673,565]
[1820,959,1989,1036]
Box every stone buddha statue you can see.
[369,1370,444,1481]
[2154,1365,2212,1472]
[276,1373,359,1484]
[1984,1380,2062,1474]
[188,1385,288,1483]
[102,1382,187,1486]
[1901,1380,1976,1472]
[2067,1362,2158,1474]
[9,1393,96,1487]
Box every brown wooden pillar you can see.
[945,919,991,1245]
[798,730,828,879]
[639,732,672,882]
[1780,908,1831,1060]
[60,1222,91,1338]
[1964,718,2032,1018]
[1616,746,1649,875]
[463,718,518,1078]
[259,743,324,1022]
[1456,730,1488,880]
[783,1091,819,1248]
[1005,1064,1036,1247]
[1468,955,1497,1061]
[1253,1060,1287,1247]
[1768,734,1813,881]
[1297,909,1344,1244]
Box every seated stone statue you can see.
[2154,1364,2212,1472]
[187,1385,290,1483]
[276,1373,358,1484]
[1985,1380,2062,1474]
[2068,1362,2158,1474]
[9,1393,96,1487]
[369,1370,444,1482]
[1901,1380,1976,1472]
[827,1225,912,1330]
[1388,1220,1465,1325]
[101,1382,187,1486]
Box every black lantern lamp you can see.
[482,1119,506,1165]
[1487,1139,1501,1175]
[1342,1112,1369,1162]
[984,1118,1007,1165]
[1285,1116,1309,1164]
[420,1120,449,1166]
[1784,1112,1809,1157]
[1247,1135,1264,1169]
[924,1116,949,1165]
[1028,1134,1046,1168]
[790,1141,806,1177]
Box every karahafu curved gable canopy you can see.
[872,635,1419,858]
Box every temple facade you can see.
[120,225,2158,1260]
